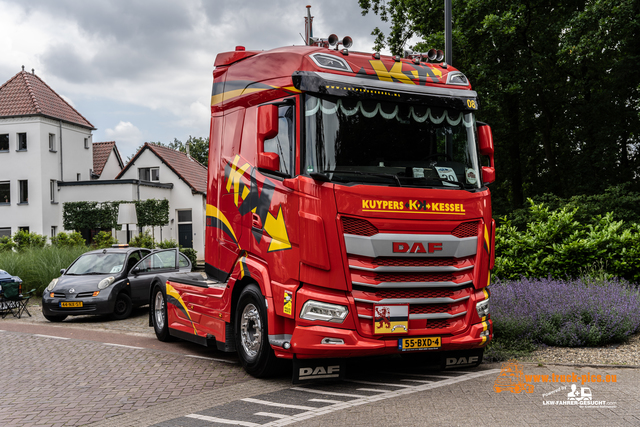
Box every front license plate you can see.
[60,301,83,308]
[398,336,441,351]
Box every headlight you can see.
[46,278,59,292]
[476,297,490,318]
[300,300,349,323]
[97,276,115,290]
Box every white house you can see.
[0,67,95,239]
[0,68,207,259]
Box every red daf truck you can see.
[150,22,496,381]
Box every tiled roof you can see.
[117,143,208,194]
[93,141,123,177]
[0,69,95,129]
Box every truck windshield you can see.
[303,94,481,189]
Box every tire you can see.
[43,313,67,322]
[111,292,133,320]
[234,284,281,378]
[152,285,175,342]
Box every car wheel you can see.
[43,313,67,322]
[152,285,175,342]
[111,292,133,320]
[234,284,281,378]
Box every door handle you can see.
[252,213,263,229]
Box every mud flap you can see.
[292,357,346,384]
[441,348,484,369]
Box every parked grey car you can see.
[42,246,191,322]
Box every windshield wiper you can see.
[322,170,403,187]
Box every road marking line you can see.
[254,412,289,419]
[345,379,414,388]
[185,354,238,364]
[186,414,259,426]
[262,369,501,426]
[400,379,432,383]
[103,343,143,349]
[242,398,316,411]
[356,388,391,393]
[290,388,366,398]
[34,334,69,340]
[308,398,344,404]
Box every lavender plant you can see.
[491,277,640,347]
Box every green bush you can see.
[494,201,640,281]
[0,246,88,295]
[0,236,16,252]
[12,230,47,252]
[92,231,117,249]
[51,231,86,247]
[129,231,155,249]
[156,239,179,249]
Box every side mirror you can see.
[482,166,495,184]
[257,104,280,171]
[60,269,66,275]
[477,123,495,184]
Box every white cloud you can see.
[104,121,143,157]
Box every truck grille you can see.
[342,216,481,337]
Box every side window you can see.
[179,253,190,267]
[263,104,295,176]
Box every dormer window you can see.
[139,167,159,182]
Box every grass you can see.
[0,246,88,295]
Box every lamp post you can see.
[117,203,138,244]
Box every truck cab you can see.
[152,38,495,379]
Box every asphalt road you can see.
[1,305,638,426]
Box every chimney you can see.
[186,142,191,157]
[32,69,35,75]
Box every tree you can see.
[359,0,640,214]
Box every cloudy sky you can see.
[0,0,396,160]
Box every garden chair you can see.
[0,281,35,319]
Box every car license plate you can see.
[60,301,83,308]
[398,336,441,351]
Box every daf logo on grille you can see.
[68,288,75,294]
[393,242,443,253]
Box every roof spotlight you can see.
[328,34,339,47]
[342,36,353,49]
[435,50,445,62]
[427,49,438,61]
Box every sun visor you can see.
[292,71,479,111]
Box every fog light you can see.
[321,337,345,345]
[300,300,348,323]
[283,342,291,349]
[476,297,490,318]
[480,329,490,338]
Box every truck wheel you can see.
[234,284,280,378]
[43,313,67,322]
[111,292,133,320]
[152,285,175,342]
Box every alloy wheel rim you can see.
[154,292,165,329]
[240,303,261,358]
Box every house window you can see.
[177,209,193,249]
[49,133,56,151]
[50,180,57,203]
[0,134,8,151]
[51,226,57,237]
[18,180,28,204]
[84,138,89,149]
[17,133,27,151]
[0,181,9,204]
[139,167,160,182]
[0,227,11,237]
[19,226,29,232]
